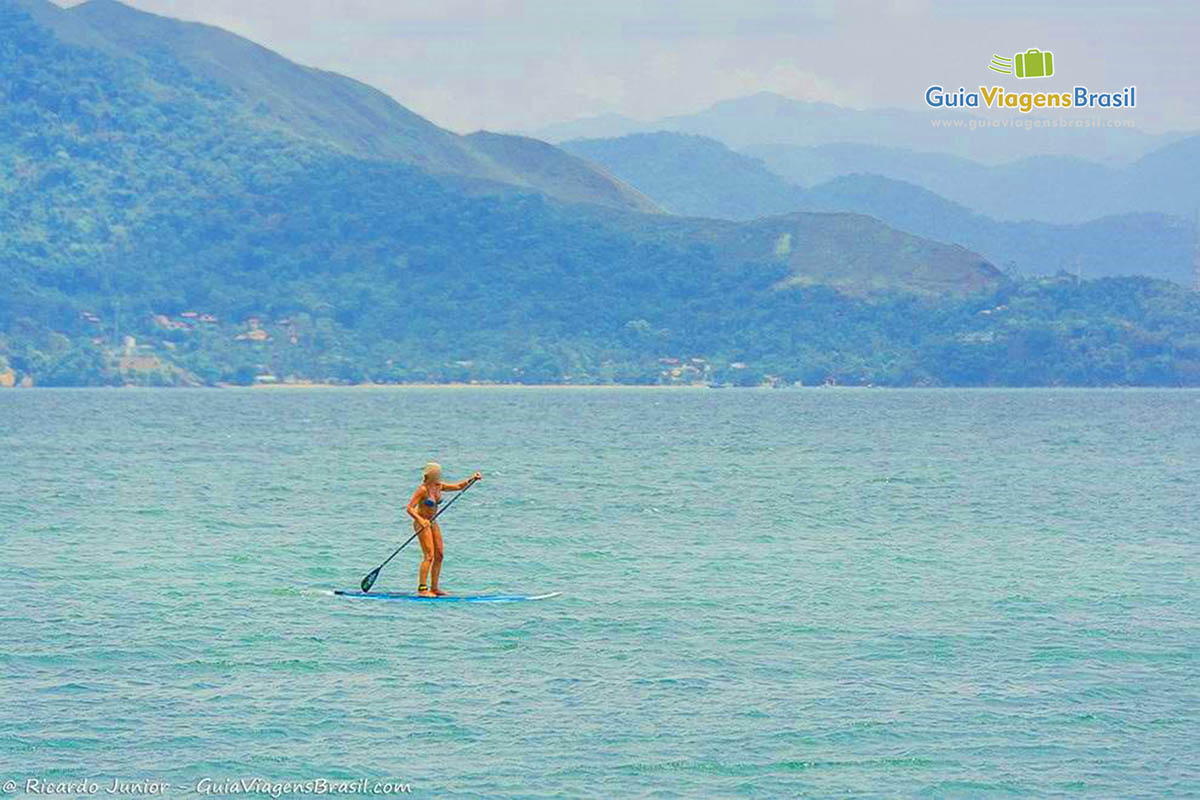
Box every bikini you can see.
[418,487,441,593]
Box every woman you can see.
[406,462,482,597]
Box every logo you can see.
[989,49,1054,79]
[924,47,1134,114]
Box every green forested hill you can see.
[2,0,1199,388]
[67,0,658,213]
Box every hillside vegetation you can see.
[68,0,658,213]
[3,0,1200,388]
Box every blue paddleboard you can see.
[333,590,561,603]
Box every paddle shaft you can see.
[362,477,477,587]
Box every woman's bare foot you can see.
[418,585,437,598]
[434,588,449,596]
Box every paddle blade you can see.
[360,567,381,593]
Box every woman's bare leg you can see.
[415,523,436,596]
[430,525,446,595]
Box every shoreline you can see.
[243,381,714,390]
[6,382,1200,391]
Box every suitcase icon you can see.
[1014,48,1053,78]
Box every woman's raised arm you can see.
[442,471,483,491]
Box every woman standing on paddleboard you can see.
[407,462,482,597]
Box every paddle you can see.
[359,476,478,593]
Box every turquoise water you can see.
[2,388,1198,798]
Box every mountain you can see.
[537,92,1185,164]
[3,0,1199,388]
[10,0,119,50]
[703,212,999,296]
[530,112,646,143]
[0,0,1004,383]
[543,94,1200,225]
[563,132,1196,284]
[462,131,658,211]
[744,143,1115,222]
[561,133,803,219]
[801,176,1197,285]
[0,0,990,299]
[1129,135,1200,216]
[67,0,657,214]
[746,140,1200,224]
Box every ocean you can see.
[2,387,1197,798]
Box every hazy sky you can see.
[60,0,1200,134]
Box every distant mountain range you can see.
[746,138,1200,224]
[534,92,1190,165]
[562,132,1197,285]
[801,176,1195,286]
[2,0,1199,388]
